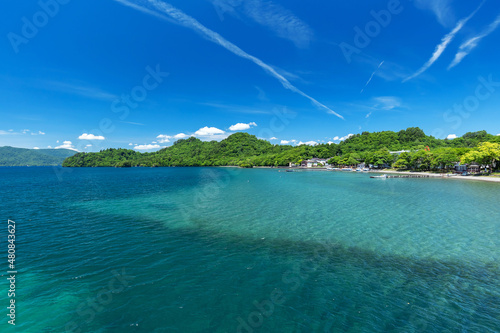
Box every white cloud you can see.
[55,141,78,151]
[404,3,484,82]
[33,147,40,150]
[134,144,161,150]
[86,144,92,147]
[129,143,133,146]
[365,112,372,118]
[22,129,30,134]
[47,145,52,148]
[446,134,458,139]
[280,140,290,144]
[337,134,354,141]
[298,141,318,146]
[194,126,225,136]
[229,122,257,131]
[448,14,500,69]
[112,0,343,119]
[79,133,105,140]
[173,133,189,139]
[157,133,190,143]
[327,141,335,145]
[496,134,500,136]
[156,134,171,143]
[270,137,278,140]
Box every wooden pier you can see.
[386,175,430,178]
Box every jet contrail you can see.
[448,13,500,69]
[403,1,484,82]
[360,61,384,93]
[112,0,344,119]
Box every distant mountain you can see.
[0,146,77,166]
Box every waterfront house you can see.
[454,163,467,173]
[301,158,328,168]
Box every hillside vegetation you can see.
[0,147,77,166]
[62,128,500,170]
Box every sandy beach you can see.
[368,169,500,183]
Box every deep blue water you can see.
[0,167,499,332]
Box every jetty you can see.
[386,175,430,179]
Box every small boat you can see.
[285,169,295,172]
[355,168,362,172]
[370,174,387,179]
[342,168,353,171]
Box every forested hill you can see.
[62,128,499,168]
[0,147,77,166]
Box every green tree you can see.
[461,142,500,173]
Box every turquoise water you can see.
[0,167,499,332]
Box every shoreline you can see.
[258,166,500,183]
[356,169,500,183]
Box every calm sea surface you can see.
[0,167,499,332]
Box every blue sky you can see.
[1,0,500,151]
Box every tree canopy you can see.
[62,128,500,170]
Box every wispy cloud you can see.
[42,80,117,101]
[404,2,484,82]
[113,0,176,24]
[448,14,500,69]
[373,96,402,110]
[120,121,145,126]
[200,102,273,114]
[360,61,384,93]
[414,0,455,27]
[211,0,313,48]
[1,129,45,136]
[113,0,343,119]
